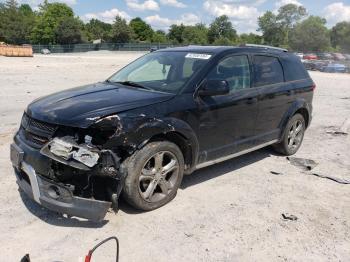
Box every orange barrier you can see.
[0,45,33,57]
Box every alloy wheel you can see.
[138,151,180,203]
[287,120,303,150]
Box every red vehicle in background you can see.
[303,53,318,60]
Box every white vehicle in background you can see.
[41,48,51,55]
[295,52,304,59]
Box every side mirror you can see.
[198,79,230,97]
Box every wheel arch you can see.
[148,131,194,173]
[294,107,310,128]
[279,99,312,137]
[132,117,199,174]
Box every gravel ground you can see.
[0,52,349,262]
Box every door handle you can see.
[246,97,258,104]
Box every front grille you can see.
[21,113,57,134]
[24,131,49,146]
[28,117,56,133]
[20,113,57,148]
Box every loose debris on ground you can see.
[285,157,350,185]
[326,131,348,136]
[287,157,318,171]
[325,125,349,136]
[309,173,350,185]
[270,171,284,175]
[282,213,298,221]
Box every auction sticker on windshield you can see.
[185,53,212,60]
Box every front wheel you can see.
[122,141,184,211]
[273,113,306,156]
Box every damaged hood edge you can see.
[26,82,175,128]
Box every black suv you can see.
[10,45,314,221]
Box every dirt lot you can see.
[0,52,349,262]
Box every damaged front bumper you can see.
[14,160,111,221]
[11,134,121,221]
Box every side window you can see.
[280,55,309,81]
[128,59,170,82]
[207,55,251,93]
[253,55,284,87]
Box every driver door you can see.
[196,54,260,163]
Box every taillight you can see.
[311,83,316,91]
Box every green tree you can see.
[277,3,307,44]
[84,19,112,42]
[330,22,350,52]
[289,16,330,52]
[212,37,235,46]
[152,30,168,43]
[277,4,307,29]
[55,17,83,44]
[258,11,285,46]
[19,4,35,43]
[31,1,74,44]
[208,15,237,44]
[0,0,35,44]
[0,3,4,42]
[110,16,133,43]
[238,33,263,44]
[18,3,33,16]
[129,17,153,42]
[168,24,185,43]
[182,23,208,45]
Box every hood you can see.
[26,82,174,128]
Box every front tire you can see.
[122,141,184,211]
[273,113,305,156]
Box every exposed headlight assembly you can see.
[49,138,73,160]
[72,147,99,168]
[49,137,99,168]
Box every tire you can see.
[122,141,184,211]
[273,113,306,156]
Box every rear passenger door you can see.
[253,55,293,144]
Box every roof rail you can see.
[240,44,288,52]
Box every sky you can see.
[10,0,350,33]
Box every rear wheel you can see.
[122,141,184,211]
[273,113,305,156]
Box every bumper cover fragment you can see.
[14,161,111,221]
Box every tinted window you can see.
[280,54,309,81]
[207,55,251,93]
[253,56,284,87]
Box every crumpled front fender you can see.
[91,113,199,168]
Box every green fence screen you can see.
[31,43,182,53]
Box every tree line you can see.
[0,0,349,52]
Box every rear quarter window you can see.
[280,54,310,81]
[253,55,284,87]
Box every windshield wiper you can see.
[113,81,152,90]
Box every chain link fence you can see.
[28,43,350,73]
[31,42,182,54]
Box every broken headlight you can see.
[49,137,100,168]
[72,147,99,168]
[49,137,74,160]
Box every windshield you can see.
[108,51,212,94]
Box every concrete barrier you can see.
[0,45,33,57]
